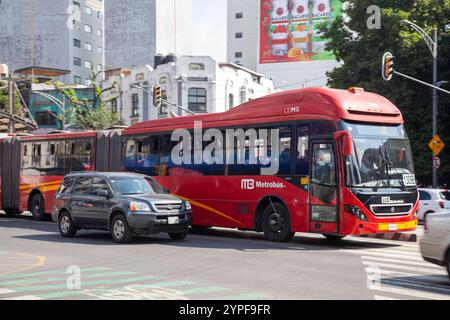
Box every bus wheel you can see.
[30,194,46,221]
[261,202,295,242]
[324,235,346,241]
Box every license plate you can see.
[388,224,398,231]
[168,217,179,225]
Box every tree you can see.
[52,67,120,131]
[321,0,450,185]
[0,80,23,114]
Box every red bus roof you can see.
[125,87,403,135]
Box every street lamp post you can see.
[401,21,439,188]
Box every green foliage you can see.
[52,68,120,131]
[321,0,450,185]
[0,80,24,114]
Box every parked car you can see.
[417,188,450,222]
[420,211,450,279]
[52,172,192,243]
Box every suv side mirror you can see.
[96,190,109,198]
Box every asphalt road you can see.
[0,213,449,300]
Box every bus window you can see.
[66,140,93,173]
[278,128,292,176]
[296,125,309,175]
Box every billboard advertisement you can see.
[259,0,343,64]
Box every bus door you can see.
[309,141,340,234]
[1,137,21,212]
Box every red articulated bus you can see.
[0,87,419,241]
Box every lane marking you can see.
[11,275,161,293]
[350,250,424,261]
[382,278,450,294]
[0,271,137,287]
[365,267,448,282]
[0,267,110,280]
[0,289,15,294]
[362,256,444,269]
[375,295,399,300]
[4,295,42,300]
[0,255,46,276]
[362,261,446,274]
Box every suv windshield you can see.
[339,121,416,189]
[108,176,168,195]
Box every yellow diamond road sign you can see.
[429,135,445,156]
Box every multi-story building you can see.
[105,0,192,70]
[227,0,342,89]
[103,55,275,126]
[0,0,105,85]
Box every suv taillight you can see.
[438,200,445,209]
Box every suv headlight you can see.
[130,201,152,213]
[184,201,192,211]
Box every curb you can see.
[355,232,418,242]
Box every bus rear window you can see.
[440,192,450,201]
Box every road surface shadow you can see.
[380,275,450,297]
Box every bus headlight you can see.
[130,201,152,213]
[345,205,369,222]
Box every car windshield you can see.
[108,176,168,195]
[440,191,450,201]
[339,121,416,189]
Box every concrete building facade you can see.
[0,0,105,85]
[227,0,341,90]
[103,55,275,126]
[105,0,192,70]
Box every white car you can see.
[420,211,450,279]
[418,189,450,222]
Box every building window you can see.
[240,87,247,104]
[98,64,103,71]
[73,57,81,66]
[159,77,167,84]
[188,88,207,113]
[72,1,80,9]
[111,98,118,113]
[84,24,92,33]
[84,42,93,51]
[132,94,139,117]
[228,94,234,109]
[85,79,92,86]
[235,32,243,39]
[135,73,144,81]
[35,111,57,126]
[97,29,103,37]
[189,63,205,70]
[235,52,243,58]
[84,60,93,69]
[97,11,103,19]
[235,12,243,19]
[160,90,168,115]
[73,38,81,48]
[84,6,92,15]
[74,76,81,84]
[98,46,103,55]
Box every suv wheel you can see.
[446,251,450,280]
[261,202,295,242]
[169,231,189,241]
[30,194,46,221]
[111,215,133,243]
[58,212,77,238]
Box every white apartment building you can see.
[227,0,341,89]
[103,55,275,126]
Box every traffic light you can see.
[382,52,394,81]
[152,84,162,107]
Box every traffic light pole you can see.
[392,71,450,95]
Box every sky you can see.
[192,0,228,62]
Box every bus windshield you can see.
[339,121,415,189]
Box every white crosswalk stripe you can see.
[353,238,450,300]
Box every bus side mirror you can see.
[334,131,353,157]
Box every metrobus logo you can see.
[241,179,286,190]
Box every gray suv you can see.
[52,172,192,243]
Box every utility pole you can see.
[8,76,15,133]
[431,28,438,188]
